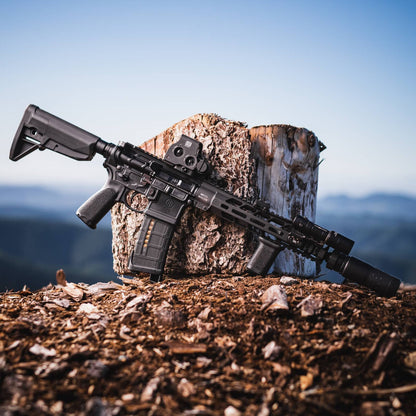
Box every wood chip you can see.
[140,376,160,402]
[300,372,314,391]
[53,299,70,309]
[126,293,152,309]
[298,295,323,317]
[62,283,84,301]
[1,274,415,415]
[76,303,99,315]
[87,282,123,295]
[166,342,207,354]
[404,351,416,370]
[262,341,281,360]
[177,378,196,398]
[55,269,67,286]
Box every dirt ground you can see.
[0,273,415,416]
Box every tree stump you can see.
[250,125,321,276]
[111,114,322,278]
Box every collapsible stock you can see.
[10,105,101,161]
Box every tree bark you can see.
[111,114,256,277]
[111,115,322,278]
[250,125,321,276]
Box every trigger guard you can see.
[123,190,144,214]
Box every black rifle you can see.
[9,105,401,297]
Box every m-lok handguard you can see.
[9,105,402,296]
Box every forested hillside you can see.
[0,218,114,291]
[317,194,416,284]
[0,187,415,290]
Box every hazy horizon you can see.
[0,182,415,201]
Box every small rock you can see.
[119,325,134,341]
[298,295,323,317]
[34,400,49,413]
[85,397,113,416]
[86,313,102,320]
[197,306,212,320]
[0,357,8,372]
[35,361,69,378]
[183,407,212,415]
[177,378,196,397]
[262,341,281,360]
[76,303,99,315]
[154,306,187,327]
[280,276,299,286]
[224,406,242,416]
[50,401,63,414]
[392,396,402,409]
[261,285,289,312]
[86,360,109,378]
[196,356,212,368]
[44,302,63,311]
[29,344,56,358]
[6,340,21,351]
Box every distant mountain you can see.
[3,186,414,224]
[0,185,91,209]
[316,193,416,285]
[0,217,115,291]
[317,193,416,220]
[0,184,111,227]
[0,186,415,290]
[0,185,112,290]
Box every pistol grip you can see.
[77,187,118,229]
[128,193,186,279]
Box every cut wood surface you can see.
[112,114,322,278]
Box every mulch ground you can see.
[0,274,415,416]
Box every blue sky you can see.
[1,0,415,197]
